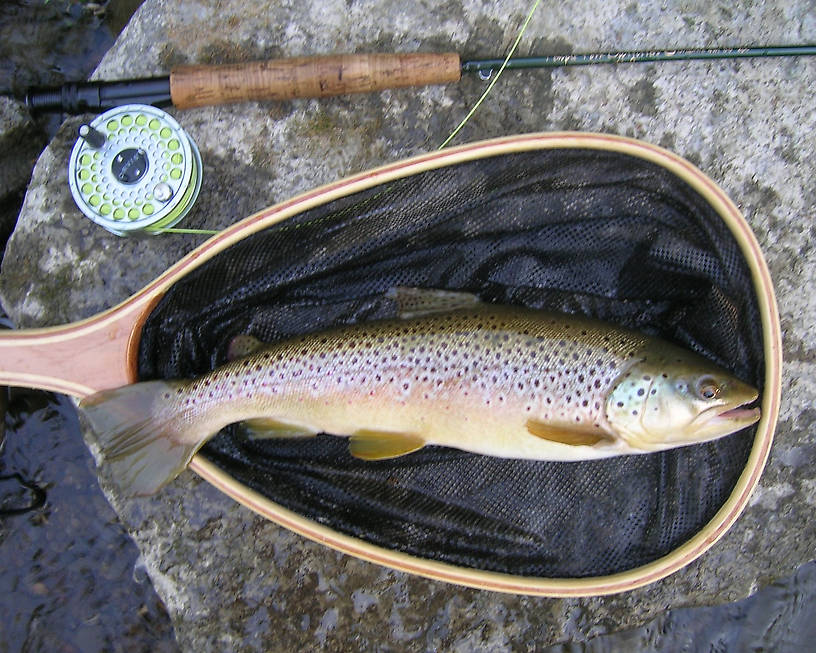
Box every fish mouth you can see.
[716,405,761,423]
[696,394,761,430]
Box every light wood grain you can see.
[0,294,160,396]
[170,53,461,109]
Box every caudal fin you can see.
[79,380,203,496]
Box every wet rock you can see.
[0,98,42,199]
[1,0,814,650]
[0,97,45,250]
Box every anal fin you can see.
[349,429,425,460]
[525,419,609,447]
[240,418,317,440]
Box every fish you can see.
[79,288,760,496]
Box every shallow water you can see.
[0,389,178,652]
[0,0,143,97]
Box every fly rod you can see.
[18,45,816,114]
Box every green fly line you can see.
[173,0,542,236]
[438,0,542,149]
[167,2,543,238]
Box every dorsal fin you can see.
[387,287,482,319]
[525,419,610,447]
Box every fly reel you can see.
[68,104,202,236]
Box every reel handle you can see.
[169,53,462,109]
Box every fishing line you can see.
[438,0,542,149]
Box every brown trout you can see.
[80,288,760,496]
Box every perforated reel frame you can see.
[68,104,202,236]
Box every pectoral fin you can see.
[387,287,481,319]
[525,419,609,447]
[240,418,317,440]
[349,430,425,460]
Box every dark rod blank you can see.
[461,45,816,73]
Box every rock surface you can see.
[0,97,45,244]
[0,97,42,199]
[1,0,815,649]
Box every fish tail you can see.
[79,380,205,496]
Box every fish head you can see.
[605,346,760,451]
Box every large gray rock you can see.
[0,97,43,200]
[0,97,44,243]
[1,0,814,649]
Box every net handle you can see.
[0,295,157,397]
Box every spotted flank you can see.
[79,288,760,496]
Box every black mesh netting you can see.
[138,148,764,578]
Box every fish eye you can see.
[696,377,721,400]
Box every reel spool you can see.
[68,104,202,236]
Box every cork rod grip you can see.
[169,53,462,109]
